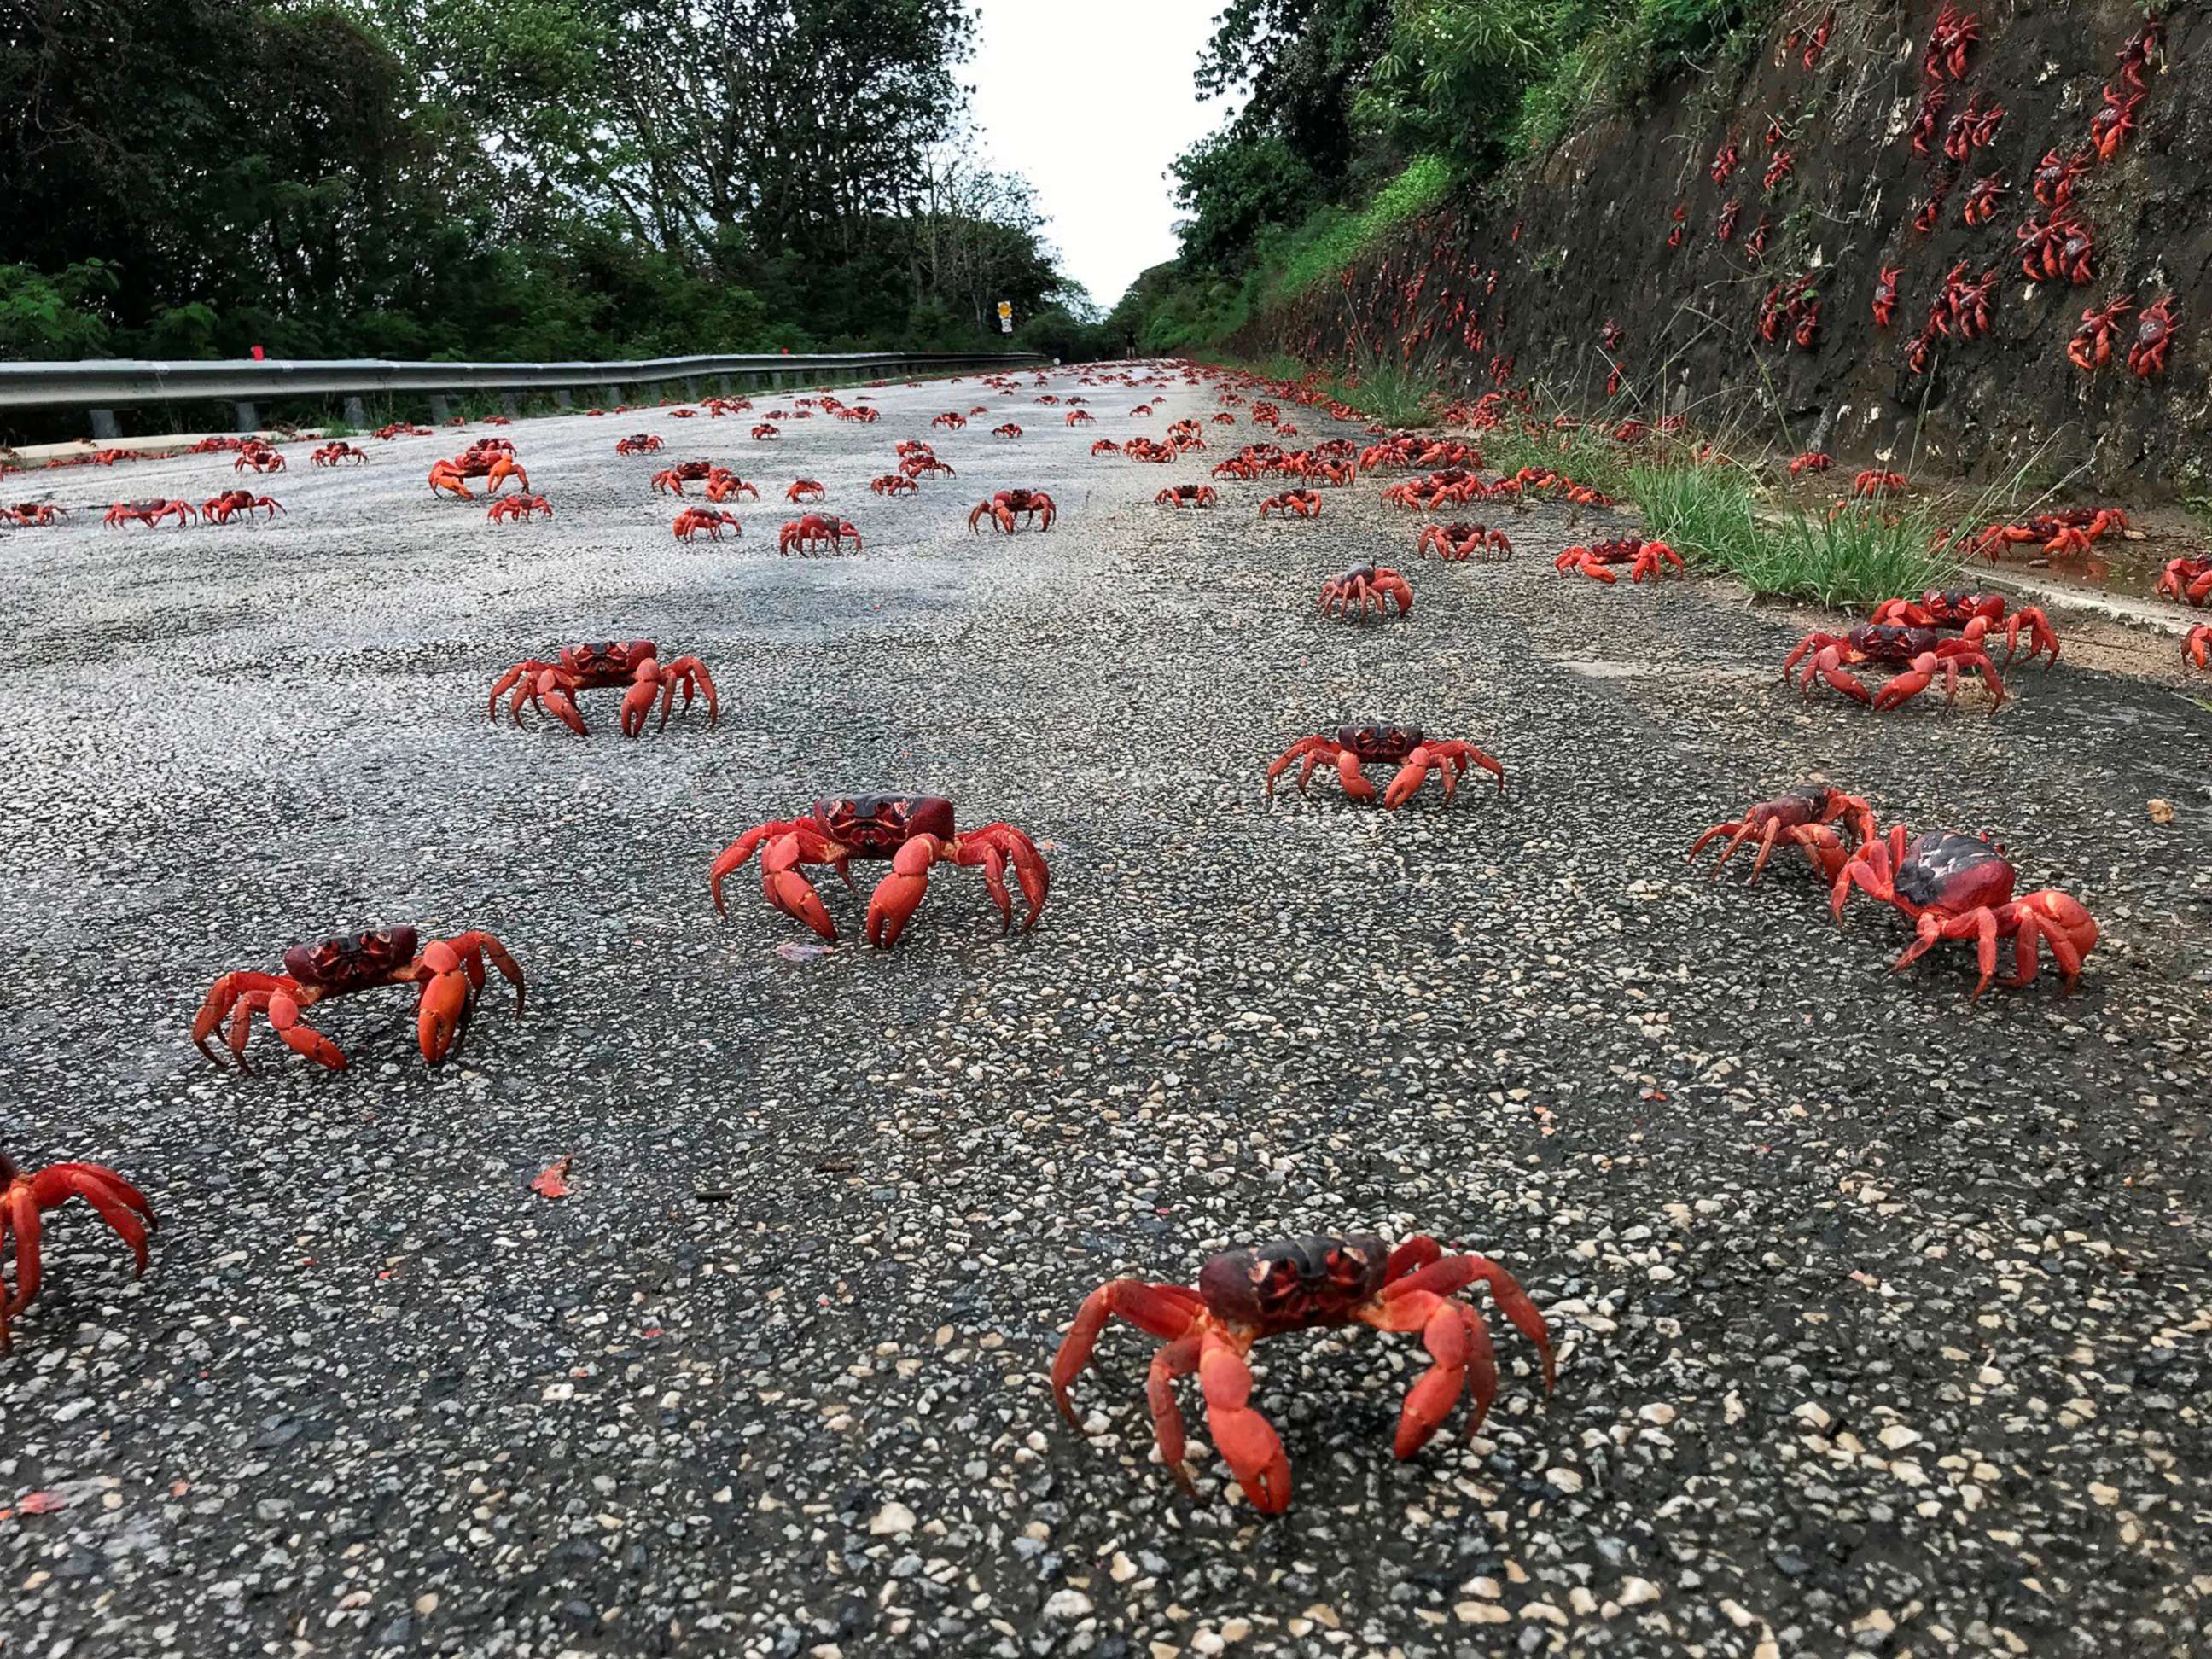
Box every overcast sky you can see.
[968,2,1236,311]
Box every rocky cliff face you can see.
[1242,3,2205,498]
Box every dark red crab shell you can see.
[561,640,655,678]
[282,927,418,990]
[1849,623,1945,662]
[1893,830,2016,913]
[1196,1232,1390,1332]
[1336,722,1424,764]
[810,795,955,856]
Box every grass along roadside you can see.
[1628,459,1958,605]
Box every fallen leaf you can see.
[17,1492,66,1515]
[2148,797,2175,824]
[530,1156,573,1200]
[775,940,832,963]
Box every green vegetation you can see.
[1125,0,1778,352]
[0,0,1107,435]
[1631,460,1956,604]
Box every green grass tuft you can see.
[1630,460,1956,605]
[1274,156,1456,298]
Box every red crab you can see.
[232,443,286,474]
[2017,212,2098,287]
[2033,148,2091,209]
[1715,199,1743,244]
[1763,149,1795,193]
[2157,557,2212,607]
[201,490,283,525]
[1051,1232,1552,1514]
[1667,204,1687,248]
[2116,15,2163,90]
[969,489,1056,533]
[750,422,780,441]
[1868,591,2058,666]
[1973,509,2128,561]
[779,514,861,555]
[672,507,742,541]
[1258,489,1322,519]
[2187,626,2211,670]
[1091,439,1121,457]
[1871,268,1901,329]
[1711,138,1740,184]
[311,442,367,468]
[193,927,525,1073]
[871,473,918,495]
[1924,4,1978,81]
[488,639,717,736]
[699,470,756,504]
[614,434,662,455]
[1832,828,2098,998]
[1,1150,154,1355]
[710,795,1047,948]
[2088,86,2144,162]
[1854,469,1907,498]
[651,460,715,494]
[1789,451,1834,477]
[1266,722,1504,808]
[786,479,826,503]
[1782,624,2006,712]
[1156,484,1217,509]
[903,454,956,480]
[2069,294,2136,371]
[1318,565,1412,620]
[429,451,527,499]
[486,493,552,523]
[4,502,66,526]
[1961,175,2006,227]
[102,498,195,528]
[1555,538,1683,585]
[1066,410,1095,426]
[1942,94,2002,162]
[932,411,967,430]
[1689,783,1877,885]
[992,423,1022,439]
[1413,521,1511,561]
[2128,298,2178,379]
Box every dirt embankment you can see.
[1240,2,2209,497]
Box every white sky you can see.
[967,1,1237,311]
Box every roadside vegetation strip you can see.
[1629,461,1957,606]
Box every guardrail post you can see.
[500,393,520,418]
[555,388,572,410]
[684,377,700,402]
[601,384,619,408]
[342,396,369,428]
[235,401,259,433]
[428,393,451,424]
[90,408,120,441]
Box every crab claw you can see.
[1198,1335,1292,1513]
[864,834,941,948]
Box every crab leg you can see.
[1197,1329,1291,1513]
[1050,1278,1206,1424]
[191,970,294,1068]
[951,825,1050,934]
[266,989,350,1070]
[1146,1331,1203,1492]
[1358,1287,1499,1452]
[1381,1251,1556,1390]
[1264,736,1336,800]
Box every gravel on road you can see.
[1,367,2206,1659]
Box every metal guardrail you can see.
[0,350,1050,430]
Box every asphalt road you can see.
[0,367,2206,1659]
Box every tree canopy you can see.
[0,0,1094,363]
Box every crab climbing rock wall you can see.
[1240,3,2207,496]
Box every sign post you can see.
[996,300,1013,335]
